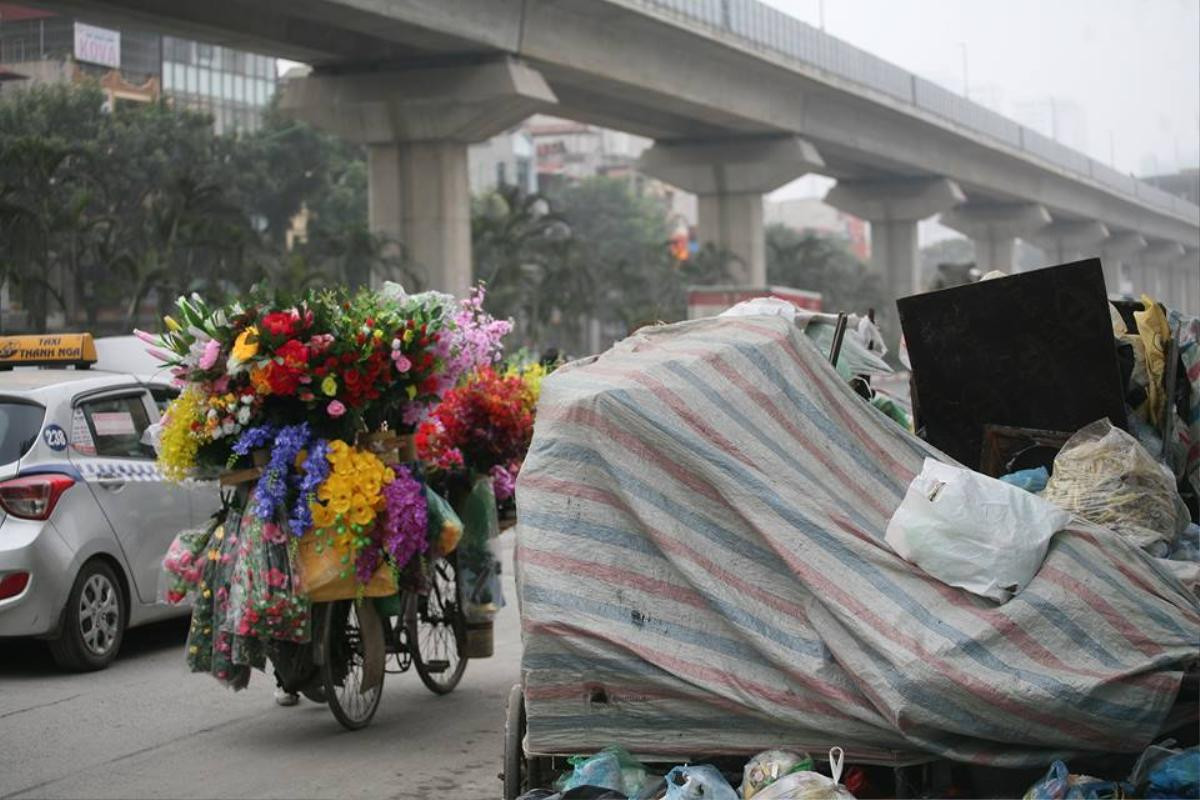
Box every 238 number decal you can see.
[43,424,68,451]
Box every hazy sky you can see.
[761,0,1200,177]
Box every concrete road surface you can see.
[0,534,521,800]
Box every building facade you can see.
[468,127,538,195]
[0,4,275,134]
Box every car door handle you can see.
[100,481,127,493]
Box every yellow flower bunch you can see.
[231,326,260,361]
[159,387,203,481]
[504,361,547,406]
[310,440,395,531]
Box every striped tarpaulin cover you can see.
[514,315,1200,767]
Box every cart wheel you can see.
[320,599,384,730]
[503,684,528,800]
[408,555,468,695]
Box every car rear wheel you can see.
[48,560,125,671]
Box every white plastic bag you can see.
[753,748,857,799]
[664,764,738,800]
[885,458,1071,603]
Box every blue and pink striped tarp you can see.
[514,315,1200,767]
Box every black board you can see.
[897,258,1128,470]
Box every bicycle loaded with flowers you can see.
[148,283,510,726]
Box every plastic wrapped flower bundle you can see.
[143,282,507,688]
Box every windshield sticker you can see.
[42,424,68,451]
[71,408,96,455]
[91,411,137,437]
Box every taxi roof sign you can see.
[0,333,98,369]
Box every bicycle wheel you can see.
[319,599,384,730]
[407,555,468,695]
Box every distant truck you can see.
[686,285,822,320]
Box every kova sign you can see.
[74,22,121,69]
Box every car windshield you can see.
[0,400,46,466]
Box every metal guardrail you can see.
[630,0,1200,226]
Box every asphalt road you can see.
[0,535,521,800]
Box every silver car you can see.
[0,340,215,670]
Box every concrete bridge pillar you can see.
[824,177,965,301]
[1031,220,1110,267]
[280,58,556,296]
[638,136,824,284]
[1100,232,1147,297]
[1171,248,1199,314]
[939,202,1051,273]
[1141,242,1186,305]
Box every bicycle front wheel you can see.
[319,599,385,730]
[407,555,468,695]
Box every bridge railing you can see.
[629,0,1200,225]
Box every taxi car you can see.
[0,333,215,670]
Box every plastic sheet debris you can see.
[999,466,1050,493]
[1021,761,1128,799]
[1170,523,1200,562]
[742,750,815,799]
[886,458,1070,602]
[750,748,856,799]
[1041,419,1189,552]
[663,764,738,800]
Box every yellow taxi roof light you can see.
[0,333,98,370]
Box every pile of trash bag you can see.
[1022,743,1199,799]
[518,747,858,800]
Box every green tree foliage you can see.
[766,223,884,316]
[0,83,405,333]
[477,177,741,354]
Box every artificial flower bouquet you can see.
[416,361,545,502]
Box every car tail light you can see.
[0,571,30,600]
[0,474,75,520]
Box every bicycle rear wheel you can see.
[319,599,385,730]
[407,555,468,695]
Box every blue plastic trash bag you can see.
[1022,761,1128,799]
[664,765,738,800]
[1147,747,1200,799]
[999,466,1050,493]
[560,747,647,796]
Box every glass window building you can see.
[161,35,276,135]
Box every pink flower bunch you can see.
[442,286,512,388]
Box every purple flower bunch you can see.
[380,465,429,570]
[232,424,277,456]
[289,437,331,535]
[490,462,518,502]
[252,422,311,523]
